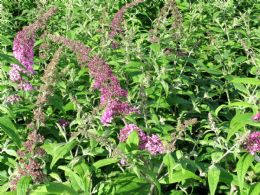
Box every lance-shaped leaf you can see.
[208,165,220,195]
[0,116,21,147]
[50,139,77,168]
[237,153,254,193]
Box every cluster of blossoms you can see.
[58,119,70,128]
[149,0,183,43]
[245,131,260,155]
[109,0,144,47]
[10,131,46,190]
[48,34,91,67]
[243,113,260,155]
[27,48,63,130]
[36,48,62,106]
[48,35,138,125]
[9,7,57,91]
[9,29,35,91]
[252,113,260,122]
[88,56,139,125]
[119,124,164,155]
[4,95,21,105]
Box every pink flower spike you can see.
[12,29,35,73]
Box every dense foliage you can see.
[0,0,259,194]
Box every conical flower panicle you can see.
[9,7,58,91]
[109,0,144,45]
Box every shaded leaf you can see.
[0,53,20,65]
[58,166,85,192]
[237,154,254,193]
[0,116,21,147]
[50,140,77,168]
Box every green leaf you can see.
[49,172,62,182]
[230,77,260,86]
[161,80,169,97]
[48,95,64,111]
[200,63,222,75]
[58,166,85,192]
[219,167,240,186]
[208,165,220,195]
[249,183,260,195]
[227,112,252,141]
[0,35,12,46]
[0,192,16,195]
[142,166,161,195]
[163,153,175,180]
[237,153,254,193]
[0,116,21,147]
[215,102,257,116]
[170,190,184,195]
[0,53,21,65]
[150,43,161,54]
[63,102,74,112]
[124,61,144,73]
[159,168,202,184]
[233,83,250,95]
[93,158,118,169]
[207,165,250,191]
[126,130,139,149]
[108,173,150,195]
[16,176,31,195]
[30,182,77,194]
[50,140,77,169]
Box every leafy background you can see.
[0,0,259,194]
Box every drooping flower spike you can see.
[9,7,58,91]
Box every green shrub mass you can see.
[0,0,259,194]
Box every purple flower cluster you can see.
[58,119,70,128]
[47,35,138,125]
[9,7,58,91]
[119,124,147,149]
[10,158,44,191]
[4,95,21,104]
[48,35,91,66]
[145,134,165,155]
[109,0,144,47]
[10,131,45,190]
[252,113,260,122]
[9,28,35,91]
[245,131,260,155]
[12,30,35,73]
[88,56,138,125]
[119,124,165,155]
